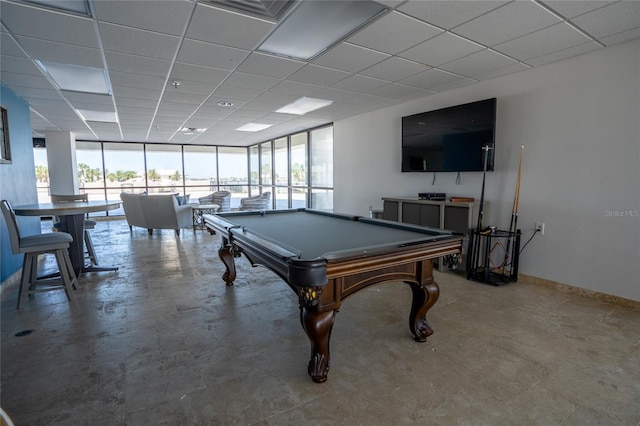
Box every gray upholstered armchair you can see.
[198,191,231,212]
[239,192,271,211]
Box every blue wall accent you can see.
[0,83,39,282]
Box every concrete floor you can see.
[1,218,639,425]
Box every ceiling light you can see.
[180,127,207,135]
[258,0,386,60]
[217,101,234,107]
[236,123,272,132]
[23,0,91,16]
[172,80,181,89]
[275,97,333,115]
[75,109,118,123]
[36,61,111,95]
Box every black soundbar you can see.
[418,192,446,200]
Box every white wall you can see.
[334,40,640,302]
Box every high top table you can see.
[13,200,121,275]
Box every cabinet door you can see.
[382,201,398,221]
[420,204,440,228]
[402,203,421,225]
[443,205,470,233]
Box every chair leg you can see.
[61,249,80,290]
[175,229,180,237]
[148,229,153,235]
[54,250,74,301]
[84,230,98,265]
[16,254,32,309]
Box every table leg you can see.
[58,214,85,274]
[58,214,119,275]
[218,238,236,286]
[406,278,440,342]
[300,306,336,383]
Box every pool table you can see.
[203,209,463,383]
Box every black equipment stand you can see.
[467,228,521,286]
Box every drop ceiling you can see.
[0,0,638,147]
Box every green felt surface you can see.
[225,211,449,260]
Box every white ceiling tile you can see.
[398,68,466,90]
[100,23,181,60]
[473,62,530,81]
[600,27,640,46]
[170,63,230,86]
[268,80,323,97]
[367,83,430,100]
[0,1,98,48]
[109,70,165,91]
[223,71,279,91]
[453,1,562,47]
[359,56,428,81]
[331,74,389,93]
[112,85,160,101]
[494,22,593,61]
[177,39,250,70]
[236,53,306,79]
[287,65,351,86]
[312,42,390,73]
[309,87,359,102]
[525,41,602,67]
[15,37,103,68]
[0,72,53,90]
[0,56,41,77]
[399,32,485,66]
[432,77,476,92]
[164,79,217,97]
[540,1,614,19]
[439,49,518,77]
[397,1,509,30]
[0,33,29,58]
[347,11,443,54]
[93,0,193,36]
[571,1,640,39]
[105,52,171,77]
[160,94,207,111]
[187,3,275,50]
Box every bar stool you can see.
[1,200,78,309]
[50,193,99,265]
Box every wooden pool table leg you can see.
[218,238,236,286]
[407,277,440,342]
[300,306,336,383]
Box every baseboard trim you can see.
[0,270,20,299]
[519,273,640,311]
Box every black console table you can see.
[467,228,521,285]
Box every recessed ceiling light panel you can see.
[236,123,273,132]
[75,109,119,123]
[37,61,111,95]
[276,97,333,115]
[259,0,386,60]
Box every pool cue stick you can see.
[506,145,524,266]
[473,144,492,277]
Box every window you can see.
[218,146,248,209]
[184,145,217,200]
[145,144,182,194]
[36,125,332,216]
[310,126,333,210]
[0,106,10,164]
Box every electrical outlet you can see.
[535,222,545,235]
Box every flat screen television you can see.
[401,98,496,172]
